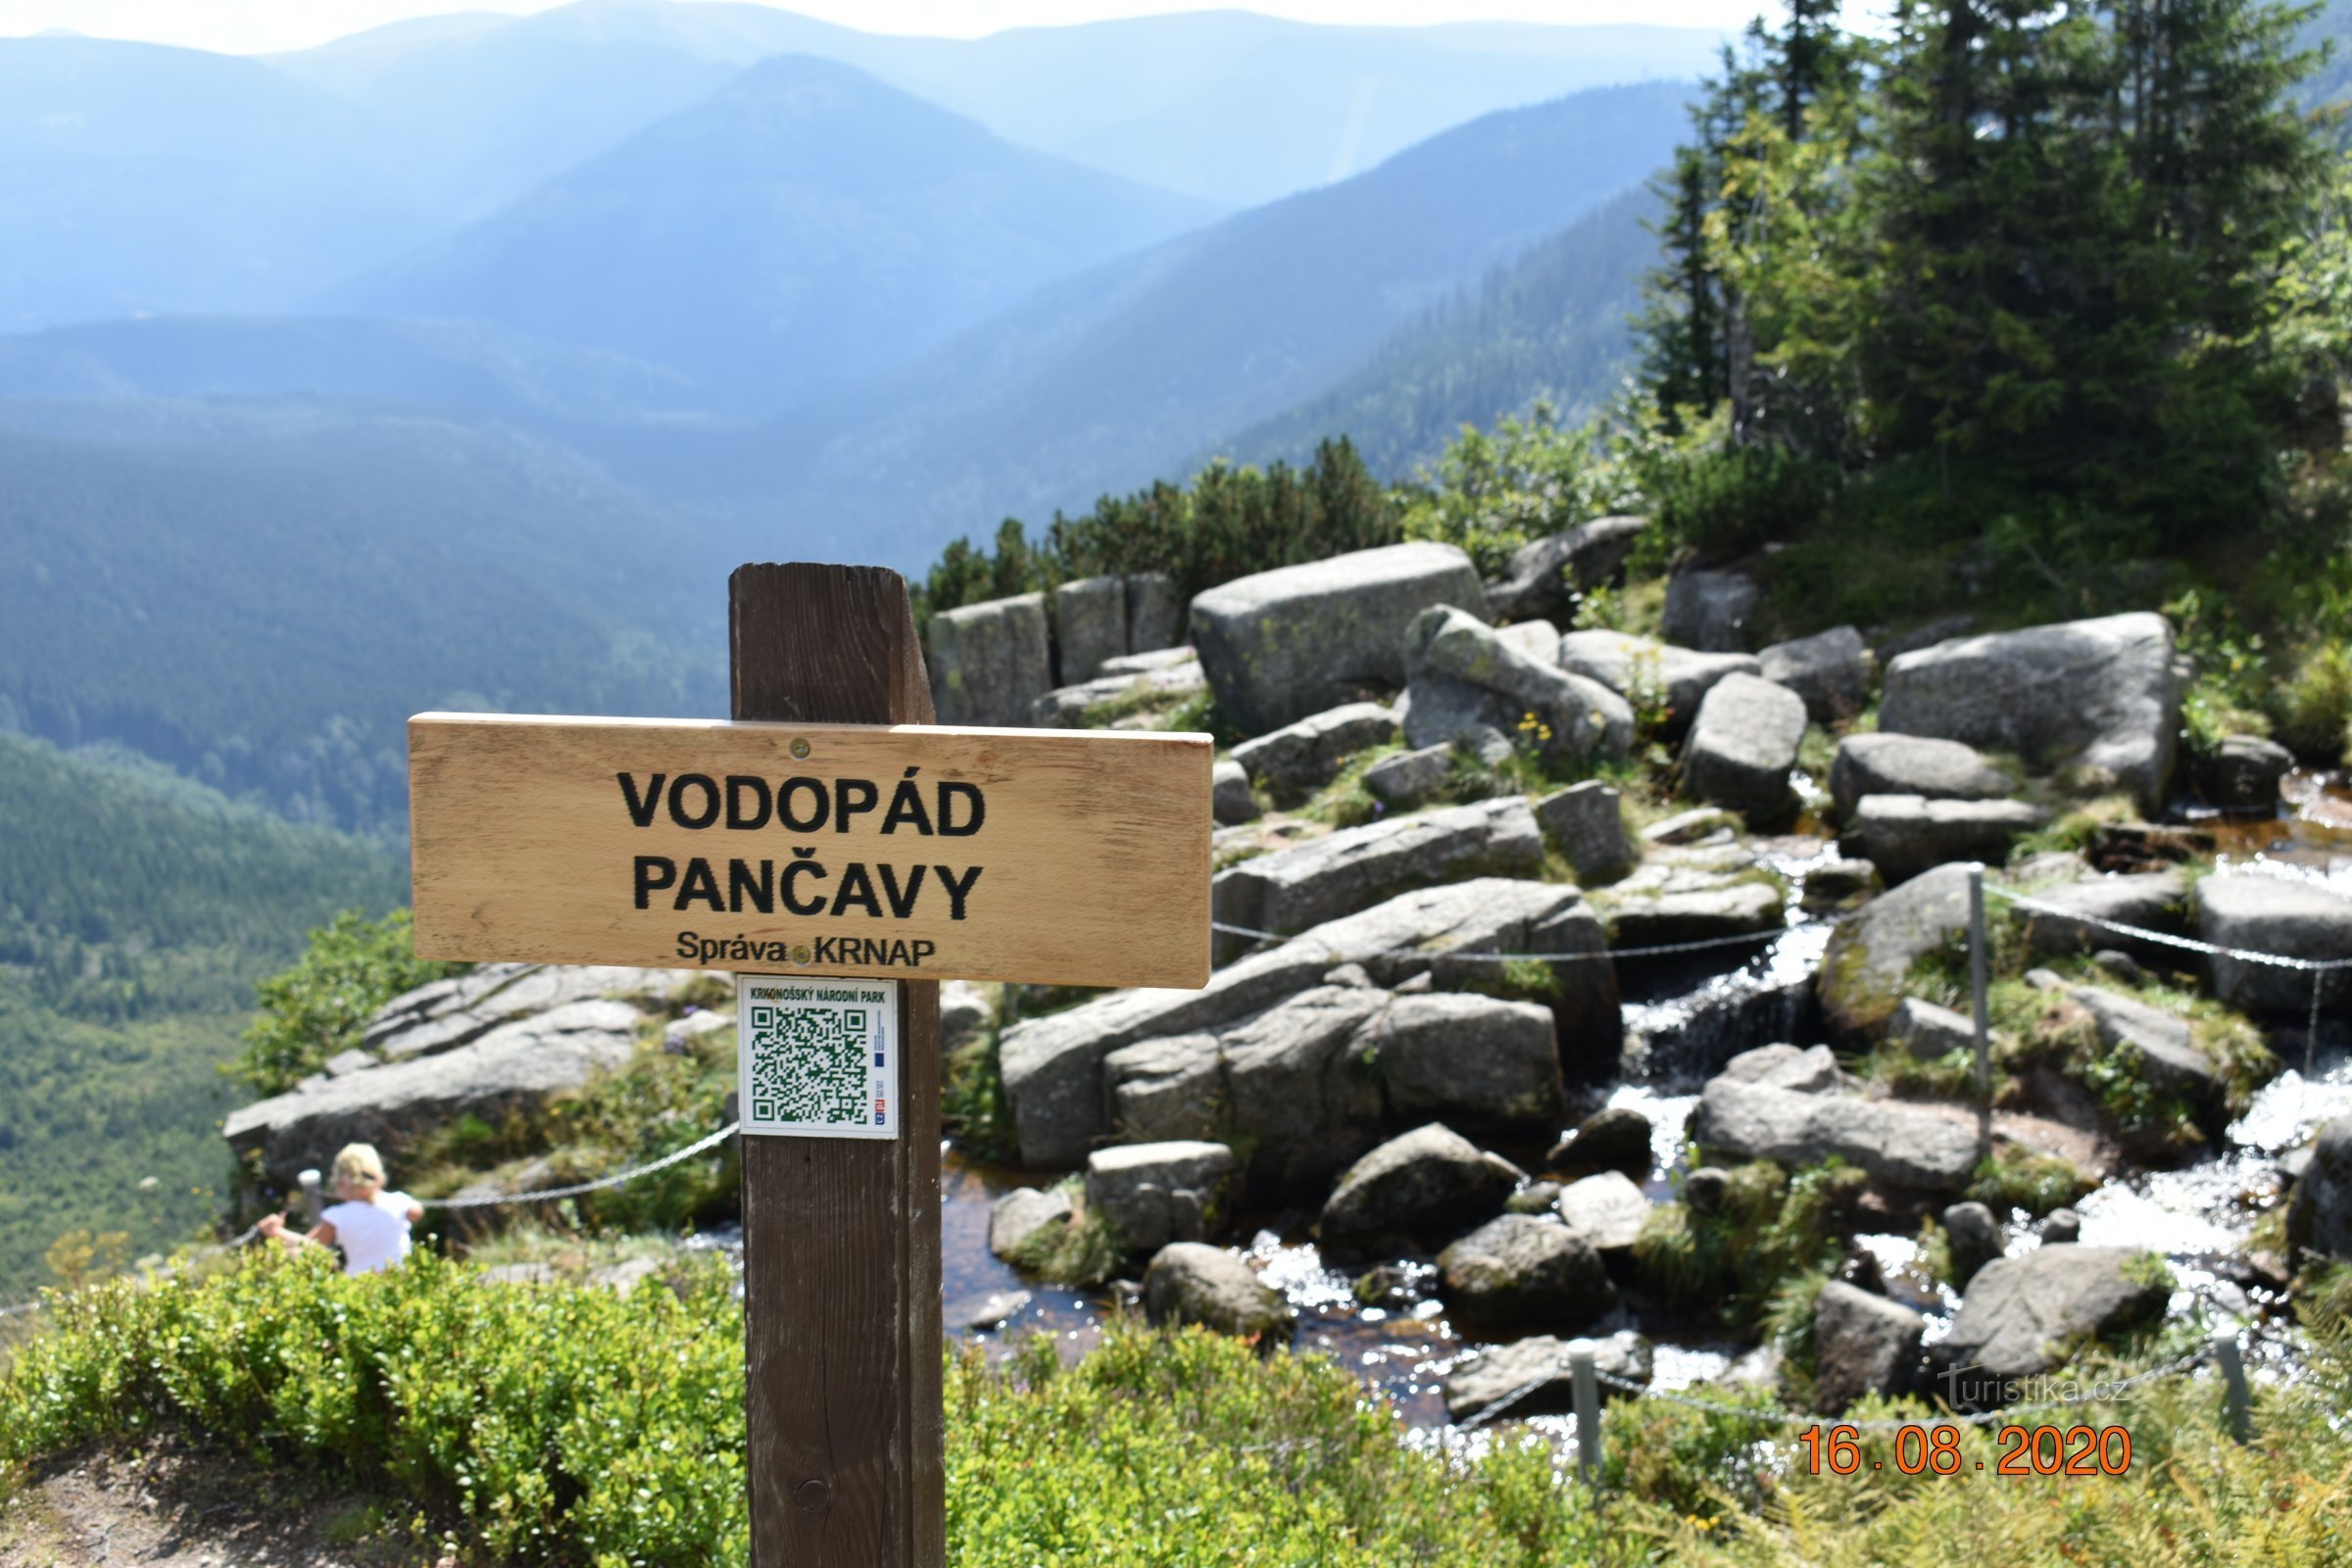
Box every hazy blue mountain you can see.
[1227,186,1662,480]
[270,15,745,223]
[0,405,733,834]
[0,38,434,331]
[282,0,1728,208]
[0,317,698,424]
[725,80,1692,565]
[338,53,1223,410]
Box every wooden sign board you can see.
[409,712,1212,989]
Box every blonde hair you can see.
[331,1144,388,1194]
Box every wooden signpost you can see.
[407,563,1213,1568]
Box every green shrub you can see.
[1634,1160,1865,1329]
[2273,641,2352,763]
[0,1257,1610,1566]
[1965,1146,2096,1217]
[1651,440,1841,558]
[229,908,470,1095]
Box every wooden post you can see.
[1967,862,1993,1152]
[1570,1342,1601,1485]
[2212,1331,2252,1444]
[731,564,945,1568]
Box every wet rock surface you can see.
[1811,1281,1925,1412]
[1437,1213,1617,1331]
[1442,1330,1654,1421]
[1930,1246,2171,1396]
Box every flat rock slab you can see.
[1001,877,1614,1170]
[1030,659,1204,727]
[224,999,644,1187]
[2194,872,2352,1014]
[1829,733,2013,820]
[1211,796,1544,960]
[1930,1246,2170,1399]
[1690,1078,1981,1192]
[1880,612,2180,813]
[1191,541,1487,736]
[1085,1140,1236,1255]
[1721,1043,1841,1092]
[2017,869,2187,960]
[1849,794,2046,885]
[1441,1330,1653,1422]
[1230,702,1398,795]
[363,962,692,1061]
[1605,875,1784,949]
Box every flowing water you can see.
[701,770,2352,1426]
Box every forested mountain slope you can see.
[733,80,1693,561]
[0,734,409,1300]
[0,409,729,834]
[1226,184,1661,478]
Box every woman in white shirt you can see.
[258,1143,421,1275]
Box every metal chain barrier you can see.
[0,1122,742,1316]
[1981,882,2348,1069]
[1984,884,2352,974]
[416,1121,739,1210]
[1209,918,1793,964]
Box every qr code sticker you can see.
[736,977,898,1139]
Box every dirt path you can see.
[0,1444,443,1568]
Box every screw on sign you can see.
[406,563,1214,1568]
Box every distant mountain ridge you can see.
[338,52,1222,410]
[1226,185,1663,479]
[0,408,732,833]
[283,0,1729,208]
[727,79,1694,562]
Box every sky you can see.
[0,0,1764,54]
